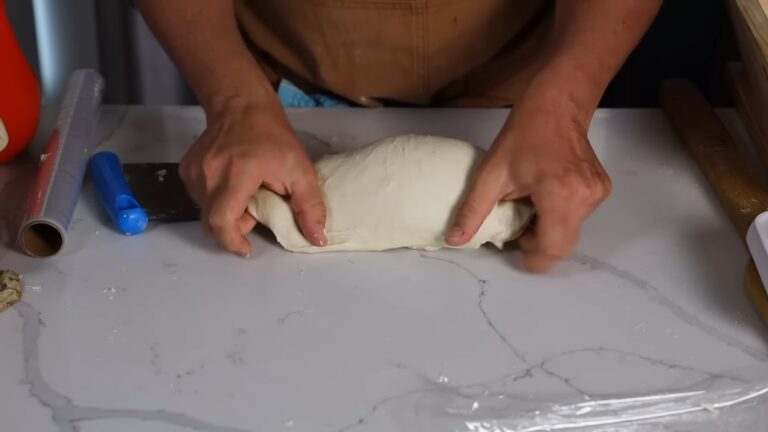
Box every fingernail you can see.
[240,242,252,258]
[446,227,464,243]
[313,226,328,246]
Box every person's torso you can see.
[235,0,548,105]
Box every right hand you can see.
[180,99,327,256]
[445,95,611,273]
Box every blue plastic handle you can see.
[89,151,148,235]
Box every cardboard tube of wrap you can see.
[18,70,104,257]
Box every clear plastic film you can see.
[389,369,768,431]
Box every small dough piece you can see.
[248,135,533,252]
[0,270,22,313]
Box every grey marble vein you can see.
[225,345,247,368]
[538,346,747,386]
[417,252,590,396]
[15,302,253,432]
[276,308,310,326]
[417,252,527,363]
[571,253,768,363]
[334,388,429,432]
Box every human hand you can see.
[180,99,327,256]
[446,102,611,272]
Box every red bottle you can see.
[0,0,41,164]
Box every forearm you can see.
[524,0,662,125]
[134,0,276,114]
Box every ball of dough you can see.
[248,135,533,253]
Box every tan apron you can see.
[234,0,551,107]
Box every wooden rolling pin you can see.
[659,79,768,325]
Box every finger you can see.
[522,251,559,273]
[208,175,263,256]
[193,190,215,240]
[202,222,214,238]
[290,176,328,247]
[238,212,257,236]
[518,229,535,251]
[519,197,585,271]
[518,231,558,273]
[445,167,505,246]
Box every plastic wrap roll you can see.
[18,70,104,257]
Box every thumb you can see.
[290,176,328,247]
[445,169,504,246]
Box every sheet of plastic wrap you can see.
[389,369,768,431]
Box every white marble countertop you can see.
[1,107,768,432]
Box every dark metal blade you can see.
[122,163,201,221]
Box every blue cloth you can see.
[277,80,349,108]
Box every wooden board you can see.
[729,0,768,108]
[726,1,768,325]
[760,0,768,15]
[725,63,768,171]
[747,261,768,325]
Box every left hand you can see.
[445,98,612,272]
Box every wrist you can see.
[203,87,279,121]
[205,93,274,124]
[193,63,279,120]
[520,60,606,128]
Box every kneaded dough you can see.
[248,135,533,252]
